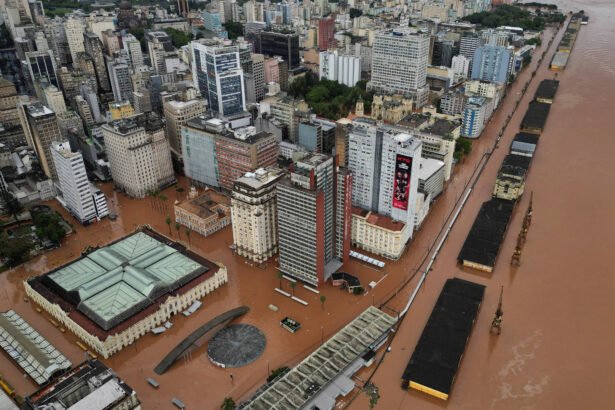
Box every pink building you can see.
[264,58,280,84]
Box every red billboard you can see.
[392,154,412,210]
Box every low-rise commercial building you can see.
[351,207,408,260]
[174,188,231,237]
[25,228,228,358]
[24,360,141,410]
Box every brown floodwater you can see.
[1,2,613,409]
[347,1,615,409]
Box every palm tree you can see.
[151,190,160,212]
[320,295,326,311]
[185,229,191,246]
[290,281,296,296]
[159,194,168,213]
[277,272,283,290]
[165,216,171,235]
[175,222,181,240]
[2,192,23,225]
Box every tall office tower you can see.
[34,31,49,52]
[203,8,226,37]
[215,126,278,191]
[101,30,122,56]
[278,1,291,24]
[432,39,455,67]
[0,78,20,127]
[43,85,66,115]
[459,32,483,70]
[471,45,512,85]
[51,141,108,224]
[231,167,285,264]
[245,53,265,103]
[102,114,175,198]
[277,153,351,286]
[20,103,62,180]
[253,29,300,69]
[319,50,361,87]
[122,34,144,68]
[481,29,509,47]
[24,50,58,89]
[181,117,222,188]
[244,0,256,22]
[84,32,111,92]
[177,0,189,17]
[80,84,103,123]
[223,0,233,22]
[335,167,352,264]
[163,97,206,160]
[318,16,336,51]
[107,57,133,104]
[65,16,86,64]
[335,119,350,167]
[146,31,174,74]
[369,28,430,108]
[348,119,422,242]
[191,42,246,116]
[46,20,72,67]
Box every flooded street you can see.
[1,1,613,409]
[348,1,615,409]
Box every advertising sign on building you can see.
[392,154,412,210]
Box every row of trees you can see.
[462,4,564,31]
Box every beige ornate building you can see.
[370,94,414,123]
[231,167,285,264]
[24,228,228,359]
[174,188,231,237]
[351,208,409,260]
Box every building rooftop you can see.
[535,79,559,101]
[419,158,445,181]
[402,278,485,400]
[0,310,72,385]
[27,228,219,338]
[424,119,459,137]
[234,167,285,191]
[26,103,54,118]
[241,306,396,409]
[397,114,430,130]
[458,199,514,269]
[25,359,139,410]
[176,189,230,221]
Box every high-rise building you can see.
[43,85,66,115]
[51,141,108,224]
[348,119,422,242]
[461,96,488,138]
[253,29,300,69]
[471,45,512,85]
[182,117,222,188]
[65,16,86,64]
[191,42,246,116]
[107,56,133,104]
[0,78,20,127]
[146,31,174,74]
[20,103,62,180]
[277,153,351,286]
[84,31,111,92]
[245,53,265,103]
[122,33,144,68]
[319,50,361,87]
[318,16,336,51]
[432,39,455,67]
[102,114,175,198]
[459,32,483,71]
[451,55,471,80]
[231,167,285,264]
[24,50,58,90]
[163,97,207,160]
[45,20,72,67]
[369,28,430,108]
[215,126,279,191]
[177,0,189,17]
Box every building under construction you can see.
[402,278,485,400]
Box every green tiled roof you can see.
[48,232,208,330]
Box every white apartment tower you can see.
[102,114,175,198]
[231,167,285,264]
[51,141,108,224]
[319,50,361,87]
[369,28,430,107]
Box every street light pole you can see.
[321,326,324,346]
